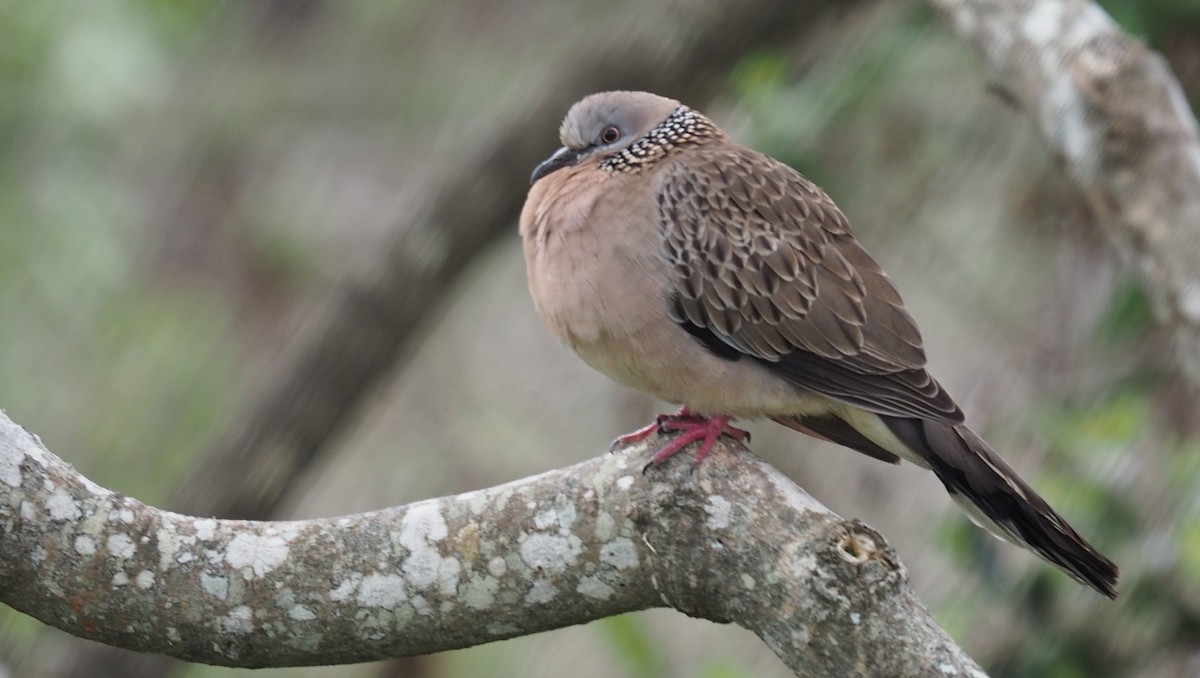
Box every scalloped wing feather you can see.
[659,145,964,424]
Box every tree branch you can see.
[0,411,984,676]
[929,0,1200,387]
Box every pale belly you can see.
[570,320,831,419]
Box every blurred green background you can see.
[2,0,1199,676]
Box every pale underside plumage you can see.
[520,91,1118,597]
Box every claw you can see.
[609,421,660,453]
[611,407,698,452]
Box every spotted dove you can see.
[520,90,1119,597]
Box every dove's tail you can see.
[884,416,1119,598]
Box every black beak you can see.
[530,146,580,185]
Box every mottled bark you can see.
[0,412,984,676]
[930,0,1200,387]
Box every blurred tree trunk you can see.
[930,0,1200,391]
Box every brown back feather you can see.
[658,143,963,424]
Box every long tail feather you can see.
[883,417,1119,597]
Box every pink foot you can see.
[609,408,748,468]
[649,415,748,467]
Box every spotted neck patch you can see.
[600,106,718,174]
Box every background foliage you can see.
[1,1,1198,676]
